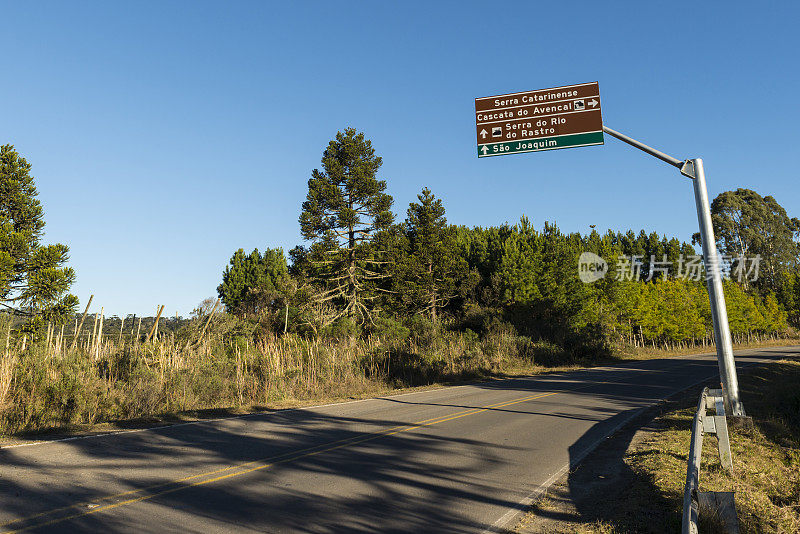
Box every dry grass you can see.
[0,316,797,441]
[0,326,559,436]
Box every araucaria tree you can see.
[0,145,77,326]
[299,128,394,323]
[399,188,469,321]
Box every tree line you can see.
[217,128,799,355]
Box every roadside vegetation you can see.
[2,132,800,435]
[1,311,797,437]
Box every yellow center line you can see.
[3,391,559,533]
[0,398,516,529]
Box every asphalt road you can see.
[0,346,796,533]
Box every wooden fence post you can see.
[145,305,165,343]
[94,307,104,360]
[91,311,100,350]
[45,322,53,354]
[185,299,220,351]
[70,295,94,350]
[57,324,64,355]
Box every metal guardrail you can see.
[682,387,738,534]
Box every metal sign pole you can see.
[602,126,745,416]
[685,158,744,415]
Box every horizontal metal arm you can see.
[603,126,684,168]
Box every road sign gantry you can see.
[475,81,603,157]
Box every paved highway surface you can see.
[0,346,796,533]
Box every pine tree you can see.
[217,247,289,317]
[0,145,77,327]
[298,128,393,323]
[398,188,470,321]
[497,216,544,306]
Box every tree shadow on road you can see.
[0,401,537,533]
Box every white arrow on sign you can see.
[480,145,489,154]
[480,129,488,139]
[589,99,598,108]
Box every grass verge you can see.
[513,355,800,533]
[3,335,798,444]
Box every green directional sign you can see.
[477,131,603,158]
[475,82,604,158]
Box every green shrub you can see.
[462,328,480,346]
[322,317,361,340]
[406,315,438,345]
[369,317,410,342]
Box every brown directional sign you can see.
[475,82,603,157]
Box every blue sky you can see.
[2,1,798,317]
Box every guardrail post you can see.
[703,390,733,472]
[682,388,707,534]
[715,414,733,472]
